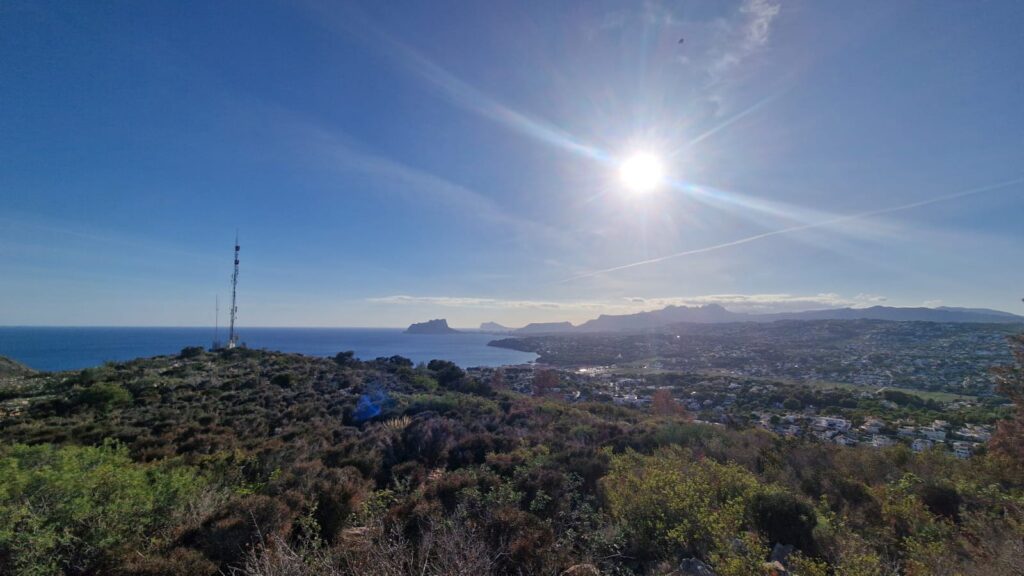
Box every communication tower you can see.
[228,233,240,349]
[212,295,221,350]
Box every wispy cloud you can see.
[309,3,606,163]
[368,292,887,315]
[367,295,592,311]
[259,102,564,242]
[625,292,887,313]
[565,176,1024,282]
[707,0,782,85]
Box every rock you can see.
[764,560,789,576]
[339,526,371,549]
[678,558,716,576]
[770,543,795,565]
[404,319,460,334]
[561,564,601,576]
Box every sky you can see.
[1,0,1022,328]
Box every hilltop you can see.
[0,346,1020,575]
[0,355,34,378]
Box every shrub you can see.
[749,490,818,552]
[602,446,763,562]
[180,346,205,359]
[75,382,132,410]
[270,373,293,388]
[0,442,209,575]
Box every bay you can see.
[0,327,536,372]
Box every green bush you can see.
[0,442,209,575]
[179,346,205,359]
[749,489,818,552]
[75,382,132,410]
[602,446,763,563]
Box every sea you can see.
[0,327,536,373]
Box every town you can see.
[477,319,1017,459]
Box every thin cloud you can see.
[626,293,887,313]
[708,0,782,84]
[564,176,1024,282]
[259,102,563,242]
[309,3,605,162]
[368,292,889,315]
[367,295,596,311]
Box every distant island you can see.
[404,318,460,334]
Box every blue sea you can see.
[0,327,536,372]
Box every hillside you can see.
[0,347,1020,575]
[0,355,34,378]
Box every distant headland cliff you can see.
[404,319,461,334]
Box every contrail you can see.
[563,177,1024,282]
[319,5,607,163]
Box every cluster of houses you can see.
[467,365,996,461]
[758,413,990,458]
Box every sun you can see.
[619,152,665,192]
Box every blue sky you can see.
[2,0,1022,327]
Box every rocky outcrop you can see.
[404,319,460,334]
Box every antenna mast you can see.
[213,295,220,349]
[227,232,240,349]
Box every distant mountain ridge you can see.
[761,305,1024,324]
[479,322,512,332]
[509,304,1023,334]
[515,321,576,335]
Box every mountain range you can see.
[492,304,1024,335]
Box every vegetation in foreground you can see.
[0,341,1022,576]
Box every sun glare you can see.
[619,152,665,192]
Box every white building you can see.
[860,418,884,434]
[920,427,947,442]
[834,434,857,447]
[911,438,933,453]
[952,441,972,459]
[812,416,851,432]
[872,435,896,448]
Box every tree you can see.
[532,369,559,397]
[428,360,466,388]
[490,368,507,390]
[333,350,357,367]
[179,346,204,358]
[749,490,818,552]
[75,382,132,410]
[651,388,688,418]
[989,333,1024,465]
[783,397,802,410]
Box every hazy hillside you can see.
[514,321,576,334]
[568,304,1024,333]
